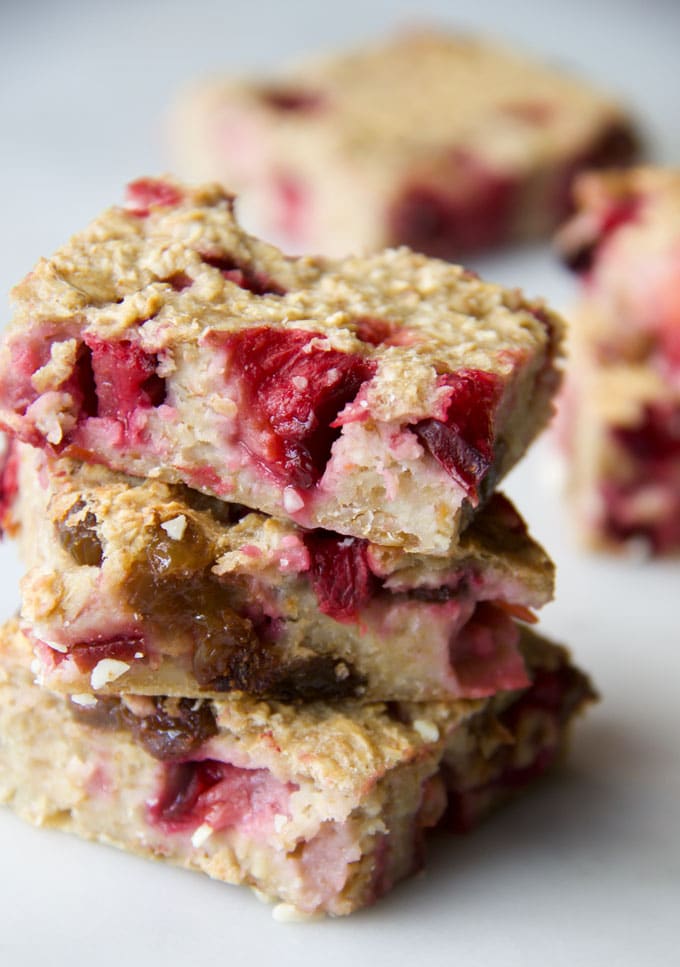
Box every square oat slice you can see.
[0,618,595,917]
[8,442,553,703]
[0,178,563,555]
[170,29,639,259]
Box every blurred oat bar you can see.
[170,29,639,259]
[557,168,680,552]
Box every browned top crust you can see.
[8,180,558,377]
[1,178,564,552]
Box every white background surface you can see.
[1,1,679,964]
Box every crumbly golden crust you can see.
[14,444,553,701]
[8,182,552,373]
[0,178,564,553]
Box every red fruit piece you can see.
[612,403,680,463]
[70,633,145,673]
[600,479,680,555]
[162,271,193,292]
[389,152,515,258]
[554,122,639,221]
[413,369,501,495]
[271,173,309,244]
[562,196,641,274]
[354,317,396,346]
[304,530,379,621]
[0,439,19,535]
[84,337,166,422]
[150,760,225,831]
[450,602,528,696]
[0,332,57,415]
[150,760,294,834]
[226,327,376,489]
[257,86,325,113]
[201,252,286,296]
[125,178,184,216]
[60,344,98,420]
[353,316,416,348]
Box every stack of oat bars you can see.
[0,178,595,918]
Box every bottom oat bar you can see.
[0,619,594,917]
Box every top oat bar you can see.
[171,29,639,259]
[0,178,564,553]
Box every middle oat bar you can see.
[9,443,553,703]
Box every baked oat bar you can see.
[556,168,680,552]
[0,618,595,917]
[560,361,680,553]
[170,29,639,259]
[10,443,553,702]
[0,178,564,554]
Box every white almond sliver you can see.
[71,693,97,708]
[412,719,439,742]
[191,823,214,848]
[90,659,130,690]
[160,515,187,540]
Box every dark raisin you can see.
[56,500,103,566]
[122,521,282,693]
[68,693,218,762]
[68,695,126,729]
[267,655,365,701]
[125,698,218,761]
[168,483,249,525]
[145,519,214,578]
[126,519,215,617]
[192,607,269,689]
